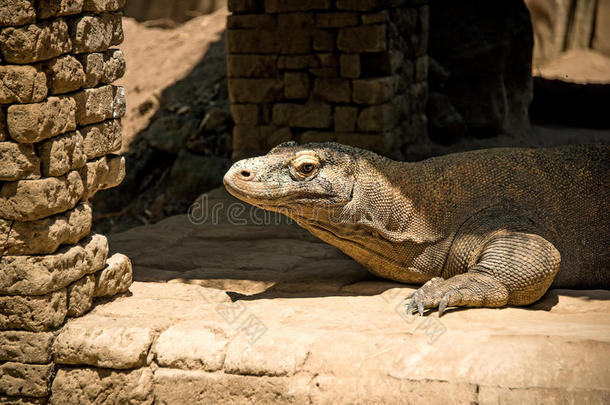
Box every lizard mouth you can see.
[223,177,291,208]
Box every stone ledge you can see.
[50,367,153,405]
[54,317,155,369]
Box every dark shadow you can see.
[92,30,232,234]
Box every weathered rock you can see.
[357,102,400,132]
[50,367,153,405]
[0,143,40,181]
[227,54,278,78]
[0,66,47,105]
[264,0,331,13]
[0,0,36,26]
[0,202,92,256]
[0,19,72,64]
[272,102,332,128]
[93,253,132,297]
[228,78,283,103]
[337,24,387,52]
[0,395,47,405]
[353,77,396,105]
[334,106,358,132]
[0,289,67,332]
[67,275,94,317]
[41,55,86,94]
[0,331,55,364]
[284,71,310,99]
[0,110,7,142]
[69,12,124,53]
[153,369,310,405]
[316,12,359,28]
[54,317,154,368]
[101,49,127,83]
[340,53,361,78]
[38,131,87,177]
[73,85,125,126]
[0,234,108,295]
[80,119,122,159]
[231,104,259,125]
[154,321,229,371]
[83,0,126,13]
[224,331,315,377]
[0,362,53,398]
[6,96,76,143]
[313,78,351,103]
[0,170,84,221]
[78,155,126,199]
[38,0,84,19]
[143,116,194,154]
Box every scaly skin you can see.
[223,142,609,315]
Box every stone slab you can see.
[153,321,229,371]
[0,362,53,398]
[0,331,55,364]
[0,170,83,221]
[0,288,67,332]
[0,234,108,296]
[93,252,132,297]
[0,66,47,105]
[54,317,154,368]
[0,19,72,64]
[6,96,76,144]
[50,367,153,405]
[38,130,86,177]
[0,142,40,181]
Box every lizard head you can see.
[223,141,357,214]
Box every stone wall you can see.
[227,0,429,161]
[0,1,132,403]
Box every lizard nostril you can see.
[239,170,253,179]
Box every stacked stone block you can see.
[227,0,429,160]
[0,0,132,403]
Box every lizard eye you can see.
[300,163,314,174]
[292,155,319,179]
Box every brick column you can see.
[227,0,429,160]
[0,1,132,402]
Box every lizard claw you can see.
[406,299,416,315]
[417,300,425,316]
[438,292,451,317]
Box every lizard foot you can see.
[405,273,509,316]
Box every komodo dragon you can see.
[223,142,609,315]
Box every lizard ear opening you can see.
[269,141,299,154]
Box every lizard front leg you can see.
[406,231,561,316]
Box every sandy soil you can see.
[117,8,229,151]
